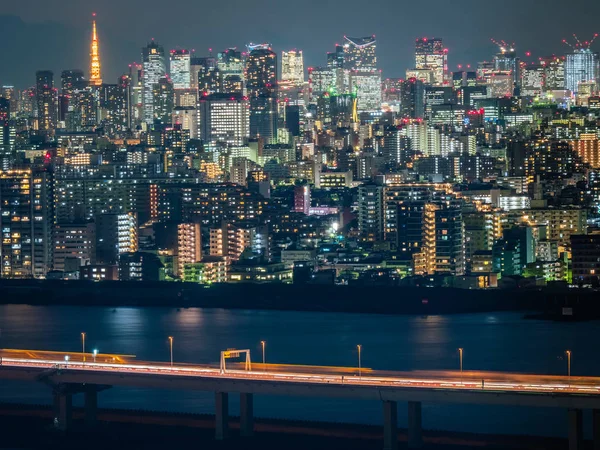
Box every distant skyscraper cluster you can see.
[1,16,600,288]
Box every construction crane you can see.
[491,38,516,54]
[562,33,599,50]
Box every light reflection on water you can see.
[0,305,597,438]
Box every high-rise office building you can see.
[89,14,102,86]
[343,36,377,71]
[565,48,599,94]
[540,56,565,90]
[61,70,86,97]
[0,87,17,115]
[281,50,304,84]
[128,63,144,128]
[99,79,129,131]
[152,76,174,124]
[0,98,16,170]
[36,70,58,136]
[170,49,191,90]
[246,45,277,142]
[142,41,166,124]
[415,38,448,86]
[400,78,425,119]
[308,67,335,102]
[342,36,379,112]
[327,45,345,69]
[199,93,249,148]
[218,48,245,94]
[0,168,52,278]
[349,70,381,112]
[493,44,519,88]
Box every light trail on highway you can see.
[2,349,600,396]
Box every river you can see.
[0,305,597,438]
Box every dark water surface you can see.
[0,305,597,437]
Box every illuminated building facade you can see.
[0,98,16,170]
[199,93,249,148]
[218,48,245,94]
[95,212,138,265]
[281,50,304,84]
[177,222,202,275]
[343,36,377,71]
[415,38,448,86]
[569,134,600,168]
[349,70,381,112]
[540,56,565,90]
[142,41,166,124]
[246,46,277,142]
[52,222,96,272]
[308,67,335,103]
[422,202,465,276]
[0,168,52,278]
[521,64,545,96]
[36,70,58,136]
[169,49,191,90]
[565,49,599,93]
[151,76,174,124]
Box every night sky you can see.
[1,0,599,88]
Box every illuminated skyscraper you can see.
[246,45,277,142]
[343,36,377,71]
[0,98,16,170]
[89,14,102,86]
[170,49,191,90]
[35,70,58,136]
[218,48,245,94]
[61,70,86,97]
[349,70,381,113]
[492,41,519,88]
[0,168,52,278]
[281,50,304,84]
[128,63,143,128]
[415,37,448,86]
[540,56,565,90]
[152,76,174,124]
[199,93,249,148]
[565,48,599,93]
[142,41,166,124]
[0,87,17,115]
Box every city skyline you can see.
[1,0,600,87]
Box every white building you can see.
[169,49,191,90]
[199,93,249,148]
[281,50,304,85]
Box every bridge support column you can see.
[568,409,583,450]
[215,392,229,440]
[382,400,398,450]
[593,409,600,450]
[53,392,72,431]
[408,401,423,448]
[84,389,98,427]
[240,393,254,437]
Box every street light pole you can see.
[458,348,463,373]
[168,336,173,368]
[81,332,86,362]
[357,344,362,378]
[566,350,571,378]
[93,349,98,363]
[260,340,266,365]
